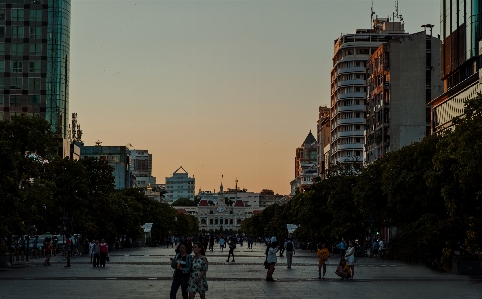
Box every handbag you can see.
[264,258,269,269]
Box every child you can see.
[335,258,352,280]
[317,243,330,279]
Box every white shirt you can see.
[379,240,384,250]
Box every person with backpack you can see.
[226,237,236,262]
[284,238,295,268]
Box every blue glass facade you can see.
[0,0,70,140]
[46,0,70,139]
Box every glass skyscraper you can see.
[431,0,482,132]
[0,0,71,141]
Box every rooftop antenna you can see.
[395,0,404,24]
[371,0,376,28]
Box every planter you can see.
[0,253,11,267]
[452,260,482,275]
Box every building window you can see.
[0,78,3,89]
[12,26,24,38]
[0,95,3,106]
[10,77,22,89]
[11,61,23,73]
[29,61,41,73]
[29,26,41,39]
[11,0,25,4]
[30,9,42,22]
[0,61,4,72]
[11,43,23,55]
[12,9,24,21]
[28,95,40,107]
[0,112,3,121]
[209,219,213,225]
[29,44,41,55]
[10,95,22,107]
[0,43,4,55]
[0,26,5,38]
[0,9,5,20]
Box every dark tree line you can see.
[0,115,198,252]
[242,95,482,270]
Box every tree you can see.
[172,198,197,206]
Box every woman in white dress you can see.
[344,240,355,278]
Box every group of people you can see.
[317,238,356,280]
[88,239,109,267]
[170,241,209,299]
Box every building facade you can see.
[80,145,131,189]
[165,166,195,204]
[317,106,331,179]
[365,31,443,162]
[128,149,156,188]
[330,18,407,164]
[430,0,482,132]
[0,0,71,156]
[290,131,318,195]
[259,189,284,207]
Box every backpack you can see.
[286,241,293,251]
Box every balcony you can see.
[338,79,366,87]
[338,130,364,138]
[338,92,366,100]
[337,67,366,75]
[337,118,366,125]
[335,105,366,113]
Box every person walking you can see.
[170,241,193,299]
[64,234,72,267]
[317,243,329,279]
[208,235,214,252]
[344,241,355,278]
[372,239,379,262]
[278,238,285,257]
[43,237,51,266]
[379,238,385,258]
[337,238,347,259]
[187,242,208,299]
[335,259,352,280]
[219,237,225,252]
[99,239,108,268]
[265,240,278,281]
[88,239,95,264]
[92,240,100,267]
[284,238,295,268]
[226,237,236,262]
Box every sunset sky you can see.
[70,0,440,195]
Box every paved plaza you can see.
[0,244,481,299]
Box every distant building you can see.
[80,145,131,189]
[128,149,156,188]
[165,166,195,204]
[173,181,264,231]
[290,131,318,195]
[365,31,443,162]
[259,189,284,207]
[330,18,408,164]
[317,106,330,179]
[430,0,482,133]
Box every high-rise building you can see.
[165,166,195,204]
[127,149,156,188]
[0,0,71,156]
[365,31,443,162]
[316,106,330,179]
[290,131,318,195]
[330,18,407,165]
[80,144,132,189]
[430,0,482,132]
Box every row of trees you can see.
[242,96,482,270]
[0,115,198,251]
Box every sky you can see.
[69,0,440,195]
